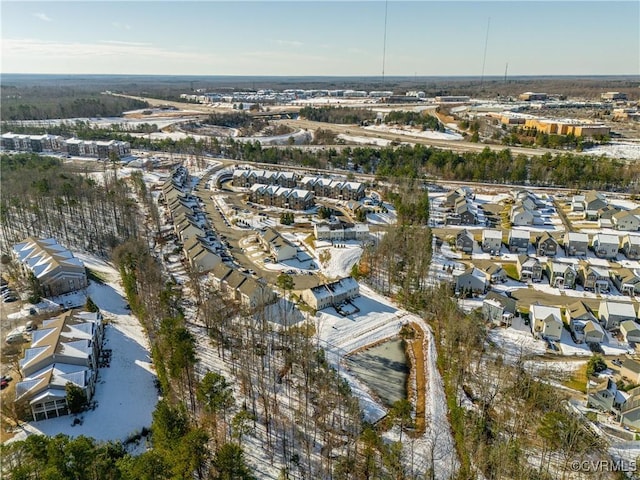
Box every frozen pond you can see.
[346,339,409,407]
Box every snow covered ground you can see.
[364,124,464,141]
[8,254,158,446]
[337,134,394,146]
[583,141,640,161]
[316,242,363,279]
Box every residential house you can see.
[588,379,628,416]
[454,267,488,294]
[442,190,465,208]
[620,320,640,344]
[508,229,530,253]
[222,270,248,302]
[238,277,275,309]
[611,269,640,296]
[592,233,619,259]
[473,261,507,284]
[535,232,559,257]
[211,264,233,291]
[516,255,543,282]
[620,387,640,429]
[510,204,534,226]
[566,300,603,343]
[582,190,608,219]
[481,229,502,253]
[577,261,610,293]
[482,292,517,326]
[12,237,88,297]
[571,195,585,213]
[15,311,103,421]
[622,234,640,260]
[622,360,640,384]
[545,261,577,289]
[455,229,474,254]
[314,222,369,241]
[249,184,315,210]
[301,277,359,311]
[174,214,205,243]
[530,304,563,341]
[598,206,622,229]
[446,202,477,226]
[612,210,640,232]
[563,232,589,257]
[259,228,297,262]
[183,236,221,274]
[599,300,637,330]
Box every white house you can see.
[301,277,359,311]
[599,300,637,330]
[259,228,297,262]
[481,229,502,253]
[592,234,620,259]
[620,320,640,344]
[530,304,563,341]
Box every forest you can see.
[384,111,444,132]
[1,85,148,120]
[299,106,377,125]
[0,153,138,256]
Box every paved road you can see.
[192,170,321,291]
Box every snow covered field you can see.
[364,124,464,141]
[337,134,394,146]
[584,141,640,161]
[8,255,158,446]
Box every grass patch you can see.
[304,234,316,250]
[563,362,588,393]
[503,263,519,280]
[87,268,108,284]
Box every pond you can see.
[346,339,409,407]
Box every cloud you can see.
[33,12,52,22]
[112,22,132,31]
[2,38,211,62]
[274,39,304,48]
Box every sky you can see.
[1,1,638,76]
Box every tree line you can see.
[6,121,638,191]
[299,106,377,124]
[1,93,148,121]
[384,111,444,132]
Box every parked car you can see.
[3,296,18,303]
[612,358,623,367]
[25,321,36,332]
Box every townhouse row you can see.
[1,133,131,159]
[232,169,365,201]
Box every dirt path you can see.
[407,322,427,435]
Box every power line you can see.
[382,0,388,83]
[480,17,491,85]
